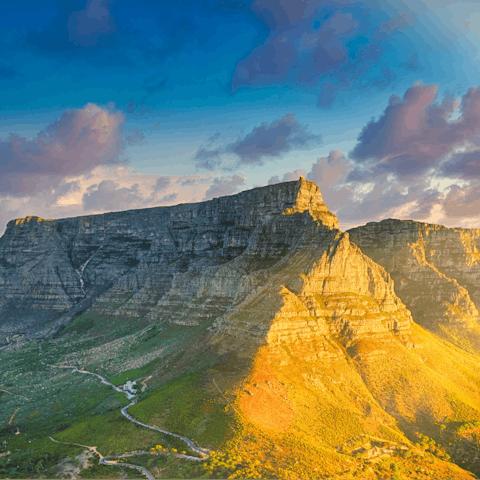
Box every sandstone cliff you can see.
[0,178,337,343]
[348,219,480,353]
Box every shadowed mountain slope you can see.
[0,178,336,343]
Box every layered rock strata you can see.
[348,219,480,352]
[0,178,338,342]
[209,224,414,360]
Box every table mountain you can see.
[1,178,480,479]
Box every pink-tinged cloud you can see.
[203,174,247,200]
[274,149,449,229]
[441,149,480,179]
[268,169,306,185]
[350,82,480,179]
[67,0,116,47]
[82,180,143,211]
[442,184,480,219]
[228,113,321,164]
[0,103,125,195]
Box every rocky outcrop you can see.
[0,178,338,342]
[209,224,414,360]
[348,219,480,353]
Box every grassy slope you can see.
[2,289,480,479]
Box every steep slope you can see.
[199,211,480,479]
[0,178,336,344]
[348,219,480,354]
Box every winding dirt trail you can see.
[47,364,210,479]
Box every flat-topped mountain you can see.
[0,178,337,343]
[2,178,480,480]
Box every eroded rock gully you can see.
[0,178,339,342]
[348,219,480,353]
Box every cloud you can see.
[194,114,320,170]
[67,0,116,47]
[442,183,480,219]
[124,129,147,146]
[203,174,247,200]
[441,149,480,180]
[0,167,217,236]
[233,0,420,105]
[26,0,118,53]
[159,192,178,203]
[228,113,321,164]
[178,176,210,186]
[82,179,144,211]
[267,169,306,184]
[349,82,480,181]
[273,148,449,230]
[0,103,126,195]
[194,147,223,170]
[153,176,171,192]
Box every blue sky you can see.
[2,0,480,234]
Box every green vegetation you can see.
[129,372,231,448]
[109,367,149,385]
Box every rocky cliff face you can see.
[0,178,338,343]
[348,219,480,353]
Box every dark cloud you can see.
[159,192,178,203]
[194,147,223,170]
[150,122,162,133]
[82,179,143,211]
[25,0,118,53]
[67,0,116,47]
[0,103,125,195]
[349,83,480,181]
[153,176,171,192]
[203,174,247,200]
[441,149,480,180]
[233,0,420,106]
[228,113,321,164]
